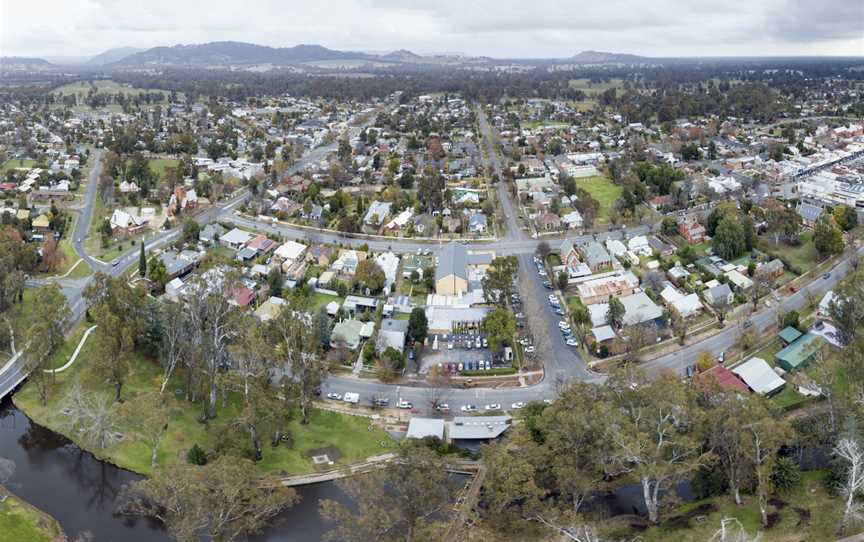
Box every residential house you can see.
[375,252,400,290]
[576,272,639,305]
[725,270,754,291]
[796,201,824,227]
[364,200,392,226]
[535,212,561,231]
[331,319,374,350]
[649,236,676,257]
[110,209,147,235]
[619,292,664,327]
[199,223,226,244]
[274,241,307,264]
[695,365,750,394]
[468,212,488,233]
[31,214,51,233]
[246,234,278,254]
[561,210,583,229]
[756,259,784,280]
[376,318,408,353]
[254,296,286,322]
[220,228,253,250]
[775,333,824,372]
[703,283,733,307]
[732,357,786,396]
[678,214,706,243]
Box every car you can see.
[717,351,726,363]
[566,338,579,347]
[458,362,464,372]
[558,320,570,329]
[436,403,450,412]
[396,399,413,409]
[460,404,477,412]
[373,397,390,406]
[485,404,502,411]
[111,258,120,267]
[823,273,831,279]
[326,392,342,401]
[555,308,565,315]
[543,399,553,405]
[482,338,488,348]
[408,350,416,360]
[743,320,753,329]
[542,281,552,289]
[525,346,536,353]
[788,286,797,293]
[475,337,482,348]
[76,238,82,244]
[511,402,526,409]
[448,342,454,350]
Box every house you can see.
[333,250,363,275]
[725,270,754,291]
[375,252,400,290]
[695,365,750,394]
[446,416,511,451]
[704,283,733,307]
[363,200,392,226]
[254,296,286,322]
[619,292,664,327]
[649,237,676,257]
[376,318,408,353]
[110,209,147,235]
[756,259,784,280]
[425,306,490,333]
[343,295,379,313]
[274,241,307,263]
[667,266,691,284]
[436,242,469,296]
[661,286,703,318]
[468,212,488,233]
[576,272,639,305]
[220,228,253,250]
[31,214,51,233]
[561,210,583,229]
[732,357,786,396]
[796,202,824,227]
[775,333,824,372]
[678,214,706,243]
[536,212,561,231]
[580,241,613,272]
[228,284,255,307]
[592,325,616,343]
[199,223,226,244]
[246,234,278,254]
[308,245,337,267]
[627,235,652,257]
[406,418,445,440]
[331,319,374,350]
[168,186,197,214]
[778,326,803,346]
[159,251,199,279]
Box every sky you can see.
[1,0,862,59]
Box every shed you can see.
[775,333,824,372]
[731,357,786,396]
[778,326,803,346]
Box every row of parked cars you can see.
[441,333,488,350]
[549,294,579,347]
[437,360,494,374]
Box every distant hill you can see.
[381,49,426,63]
[113,41,361,67]
[87,47,144,66]
[0,57,53,66]
[569,50,647,64]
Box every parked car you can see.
[373,397,390,406]
[525,346,536,353]
[511,402,525,409]
[823,273,831,280]
[566,338,579,347]
[396,399,413,409]
[436,403,450,413]
[543,281,552,289]
[460,404,477,412]
[326,393,342,401]
[458,362,464,372]
[485,404,502,411]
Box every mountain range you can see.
[2,42,652,70]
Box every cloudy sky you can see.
[2,0,862,59]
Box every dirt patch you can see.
[766,511,781,529]
[793,506,811,527]
[305,446,342,462]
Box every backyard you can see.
[13,325,392,477]
[757,232,818,275]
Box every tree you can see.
[481,308,515,353]
[746,413,792,527]
[181,219,200,242]
[148,256,169,291]
[120,456,298,542]
[834,424,864,534]
[60,380,121,450]
[764,200,801,244]
[320,444,453,542]
[138,241,146,277]
[353,259,385,294]
[424,364,451,410]
[661,216,678,237]
[536,241,551,261]
[557,271,569,291]
[814,214,844,259]
[713,218,747,260]
[407,308,428,345]
[271,302,327,425]
[23,285,70,405]
[570,298,591,344]
[266,266,283,297]
[828,269,864,345]
[607,370,709,524]
[481,256,518,306]
[834,204,858,232]
[40,236,65,272]
[606,297,625,329]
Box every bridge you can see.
[0,350,27,402]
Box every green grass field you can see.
[567,78,624,94]
[14,326,391,477]
[757,232,817,275]
[149,158,180,177]
[53,80,181,100]
[0,158,36,173]
[576,176,623,222]
[523,120,569,130]
[0,491,64,542]
[605,470,839,542]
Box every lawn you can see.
[0,490,64,542]
[53,80,181,101]
[523,120,569,130]
[576,176,622,223]
[757,232,817,276]
[770,385,809,410]
[310,292,343,312]
[604,470,839,542]
[1,158,37,173]
[149,158,180,178]
[14,326,392,477]
[568,78,624,94]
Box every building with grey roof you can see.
[796,201,824,226]
[580,241,613,272]
[447,416,511,450]
[435,242,469,295]
[406,418,445,440]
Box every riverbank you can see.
[0,485,66,542]
[13,325,393,478]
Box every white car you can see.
[566,338,579,347]
[326,392,342,401]
[460,404,478,412]
[396,399,413,409]
[485,404,502,411]
[436,403,450,412]
[525,346,536,353]
[558,320,570,329]
[511,402,525,409]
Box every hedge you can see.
[460,368,517,377]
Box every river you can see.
[0,398,351,542]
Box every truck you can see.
[342,392,360,404]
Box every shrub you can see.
[692,461,729,499]
[460,367,517,377]
[771,456,801,494]
[187,443,208,465]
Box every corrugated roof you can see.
[436,242,468,282]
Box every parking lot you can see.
[419,332,504,375]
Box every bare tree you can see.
[835,432,864,533]
[60,380,120,450]
[708,517,762,542]
[158,302,187,394]
[424,365,452,410]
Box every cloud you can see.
[1,0,861,58]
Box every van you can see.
[342,392,360,404]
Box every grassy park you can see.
[13,325,392,477]
[0,158,36,173]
